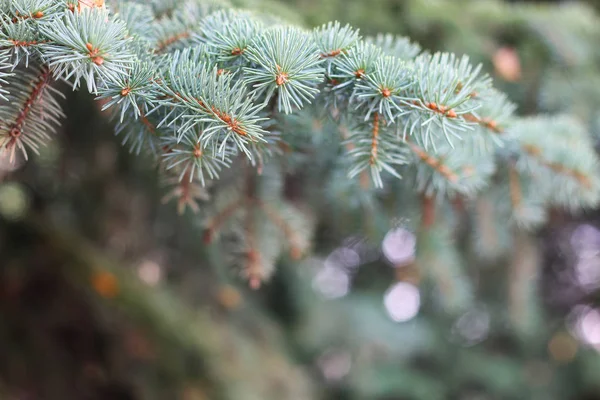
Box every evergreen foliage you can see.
[2,0,600,399]
[1,0,599,287]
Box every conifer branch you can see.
[421,194,436,229]
[203,199,244,244]
[522,144,592,188]
[0,64,63,162]
[509,165,522,209]
[155,31,191,54]
[369,112,379,165]
[255,199,304,260]
[406,140,459,183]
[243,200,262,290]
[463,113,503,133]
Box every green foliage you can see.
[2,1,600,399]
[0,0,599,305]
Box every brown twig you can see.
[406,141,459,183]
[254,199,303,260]
[463,113,503,133]
[202,199,244,244]
[421,195,436,229]
[522,144,591,188]
[154,31,191,54]
[369,112,380,166]
[319,49,343,58]
[508,165,522,209]
[2,66,51,161]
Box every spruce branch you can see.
[109,1,155,41]
[113,104,163,155]
[0,64,63,163]
[522,144,592,188]
[155,63,268,159]
[313,21,360,78]
[0,0,599,292]
[354,55,411,122]
[331,41,382,90]
[0,49,12,100]
[202,198,245,244]
[161,126,234,186]
[160,171,209,215]
[196,9,263,66]
[97,61,157,122]
[365,33,421,60]
[2,0,65,23]
[0,18,46,68]
[244,26,324,114]
[407,140,459,184]
[401,53,487,148]
[508,115,600,212]
[345,111,408,188]
[39,7,133,92]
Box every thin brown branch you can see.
[210,107,248,137]
[509,165,522,209]
[138,110,157,136]
[202,199,244,244]
[176,170,200,215]
[244,208,261,289]
[242,169,262,289]
[4,39,49,48]
[11,10,45,23]
[463,113,503,133]
[369,112,379,166]
[154,31,191,54]
[319,49,343,58]
[406,141,459,183]
[3,66,51,159]
[424,102,457,119]
[421,195,436,229]
[255,199,303,260]
[522,144,591,188]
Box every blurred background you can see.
[2,0,600,399]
